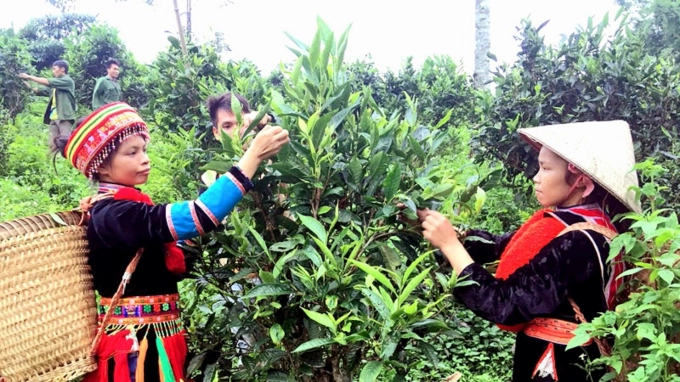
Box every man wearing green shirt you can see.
[20,59,77,153]
[91,58,122,110]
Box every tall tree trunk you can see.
[173,0,188,56]
[186,0,193,39]
[474,0,491,88]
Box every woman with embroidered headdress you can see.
[418,121,640,381]
[54,102,289,382]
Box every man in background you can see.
[91,58,122,110]
[20,59,76,152]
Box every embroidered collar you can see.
[98,182,129,194]
[554,203,600,212]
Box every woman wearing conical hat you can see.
[54,102,289,382]
[419,121,640,381]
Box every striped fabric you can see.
[64,102,149,178]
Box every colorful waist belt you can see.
[98,293,181,326]
[523,317,592,346]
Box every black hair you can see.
[105,58,121,69]
[206,92,251,126]
[52,60,69,74]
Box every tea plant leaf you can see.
[399,267,431,306]
[273,252,299,279]
[242,284,293,299]
[403,252,430,285]
[248,226,271,261]
[348,156,363,188]
[321,29,334,71]
[284,31,309,52]
[270,324,285,345]
[292,338,336,353]
[349,259,396,293]
[335,24,351,72]
[474,187,487,213]
[330,102,359,130]
[203,363,217,382]
[434,108,453,128]
[359,361,383,382]
[312,237,337,268]
[383,165,401,201]
[298,214,328,243]
[657,269,675,285]
[408,135,426,162]
[409,319,449,333]
[361,288,390,321]
[380,336,398,360]
[302,308,336,333]
[308,28,321,65]
[187,352,207,376]
[367,151,386,176]
[566,330,593,350]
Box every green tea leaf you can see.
[361,288,390,321]
[434,108,453,128]
[399,266,431,306]
[302,308,336,333]
[359,361,383,382]
[348,156,363,188]
[242,284,293,299]
[298,214,328,243]
[408,135,426,162]
[292,338,335,353]
[658,269,676,285]
[349,260,396,293]
[270,323,285,345]
[383,165,401,201]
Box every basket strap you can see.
[76,192,115,226]
[90,248,144,355]
[557,222,616,357]
[558,222,617,240]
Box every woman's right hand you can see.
[248,125,289,160]
[237,125,290,179]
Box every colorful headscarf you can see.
[65,102,150,179]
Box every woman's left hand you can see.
[419,209,461,251]
[419,209,474,274]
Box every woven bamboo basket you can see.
[0,211,98,382]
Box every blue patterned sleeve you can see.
[166,172,248,240]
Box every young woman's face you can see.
[533,147,582,208]
[97,135,150,186]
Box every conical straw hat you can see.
[518,120,641,213]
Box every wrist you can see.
[440,240,473,274]
[440,239,463,258]
[235,149,262,179]
[228,166,254,192]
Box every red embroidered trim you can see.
[225,172,246,195]
[532,342,559,381]
[523,317,592,346]
[189,202,204,236]
[195,199,219,226]
[165,205,178,241]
